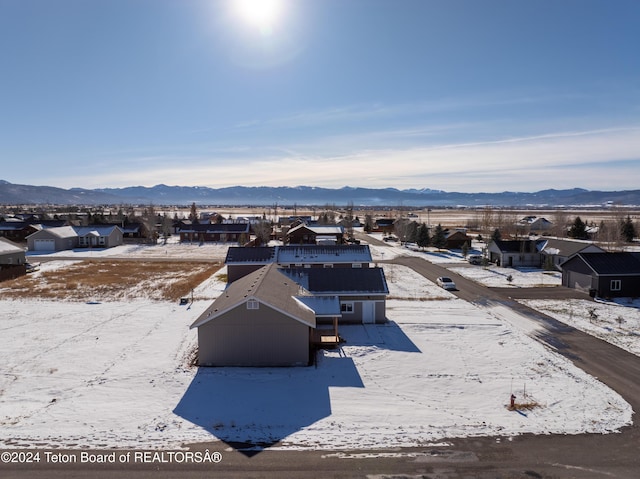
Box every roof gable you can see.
[191,264,316,329]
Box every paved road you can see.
[4,250,640,478]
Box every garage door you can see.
[33,239,55,251]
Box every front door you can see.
[362,301,375,324]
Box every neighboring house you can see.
[0,221,39,243]
[26,226,78,252]
[74,225,124,248]
[374,218,395,234]
[0,237,27,281]
[561,252,640,298]
[286,224,344,245]
[488,239,546,267]
[119,222,145,239]
[190,264,320,367]
[444,230,471,249]
[225,245,373,283]
[539,237,606,271]
[519,216,553,232]
[178,223,250,243]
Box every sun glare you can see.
[234,0,283,33]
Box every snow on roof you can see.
[74,225,120,236]
[277,245,372,264]
[30,226,77,239]
[294,295,341,317]
[0,237,26,254]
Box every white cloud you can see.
[32,125,640,192]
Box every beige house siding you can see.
[197,302,310,367]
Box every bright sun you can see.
[234,0,283,33]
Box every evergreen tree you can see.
[491,228,502,242]
[364,214,374,233]
[621,215,636,243]
[432,223,447,250]
[568,216,588,239]
[416,223,430,249]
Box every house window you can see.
[341,302,354,313]
[611,280,622,291]
[98,236,106,245]
[247,299,259,310]
[352,263,362,268]
[323,264,334,268]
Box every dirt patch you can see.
[0,260,221,302]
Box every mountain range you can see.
[1,180,639,207]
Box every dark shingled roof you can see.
[577,252,640,275]
[225,246,276,264]
[285,267,389,295]
[493,239,545,253]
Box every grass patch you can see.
[0,260,221,302]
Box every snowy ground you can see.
[449,265,561,288]
[0,262,632,451]
[27,237,230,262]
[519,298,640,357]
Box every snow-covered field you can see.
[449,265,561,288]
[519,298,640,357]
[0,260,632,450]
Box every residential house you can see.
[0,237,27,281]
[0,221,39,243]
[286,224,344,245]
[26,226,78,252]
[190,264,320,367]
[519,216,553,233]
[74,225,124,248]
[374,218,395,234]
[444,229,471,250]
[488,239,546,267]
[225,244,373,283]
[190,261,389,366]
[539,237,606,271]
[561,252,640,298]
[178,223,250,243]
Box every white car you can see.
[436,276,457,290]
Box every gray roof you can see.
[540,238,604,257]
[294,296,341,317]
[74,225,122,236]
[191,264,316,329]
[27,226,77,240]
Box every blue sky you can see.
[1,0,639,192]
